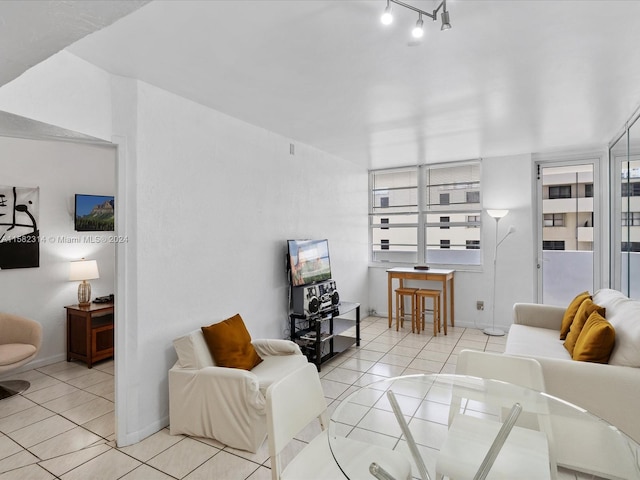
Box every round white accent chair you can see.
[0,312,43,400]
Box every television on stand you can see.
[287,239,339,317]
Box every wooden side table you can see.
[65,302,114,368]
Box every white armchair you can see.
[168,328,308,452]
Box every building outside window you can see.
[544,213,565,227]
[466,191,480,203]
[543,240,565,250]
[622,212,640,226]
[585,183,593,198]
[467,215,480,226]
[549,185,572,199]
[541,164,594,253]
[622,182,640,197]
[622,242,640,252]
[370,160,482,265]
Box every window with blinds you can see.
[370,160,482,265]
[370,167,419,263]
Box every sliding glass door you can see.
[536,160,599,305]
[611,116,640,299]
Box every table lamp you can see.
[69,259,99,306]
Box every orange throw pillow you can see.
[560,291,591,340]
[201,314,263,370]
[563,299,605,355]
[572,312,616,363]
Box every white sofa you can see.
[169,329,308,452]
[506,289,640,444]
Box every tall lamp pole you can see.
[484,209,515,336]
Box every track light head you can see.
[412,14,424,38]
[381,0,393,25]
[381,3,393,25]
[441,10,451,30]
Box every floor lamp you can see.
[484,209,515,336]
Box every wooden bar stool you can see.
[415,289,445,336]
[395,287,418,332]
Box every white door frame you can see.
[533,151,604,303]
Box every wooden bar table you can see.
[387,267,455,329]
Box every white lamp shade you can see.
[487,209,509,219]
[69,259,99,281]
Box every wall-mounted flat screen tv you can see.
[75,194,115,231]
[287,239,332,287]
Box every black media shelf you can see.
[289,301,360,372]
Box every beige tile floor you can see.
[0,316,591,479]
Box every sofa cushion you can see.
[601,297,640,367]
[560,291,591,340]
[173,329,216,369]
[505,324,571,360]
[592,289,629,312]
[563,299,605,356]
[572,312,616,363]
[202,313,263,370]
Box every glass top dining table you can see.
[328,374,640,480]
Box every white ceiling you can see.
[6,0,640,168]
[0,0,148,140]
[0,0,148,86]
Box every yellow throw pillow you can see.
[201,314,263,370]
[560,291,591,340]
[563,299,605,355]
[573,312,616,363]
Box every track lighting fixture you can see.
[381,0,452,39]
[441,10,451,30]
[381,0,393,25]
[412,13,424,38]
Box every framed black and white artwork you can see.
[0,185,39,269]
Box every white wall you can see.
[0,136,116,371]
[368,153,536,332]
[0,52,112,140]
[112,81,368,444]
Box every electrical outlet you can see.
[477,301,484,311]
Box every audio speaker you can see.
[292,279,339,316]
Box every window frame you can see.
[369,160,482,267]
